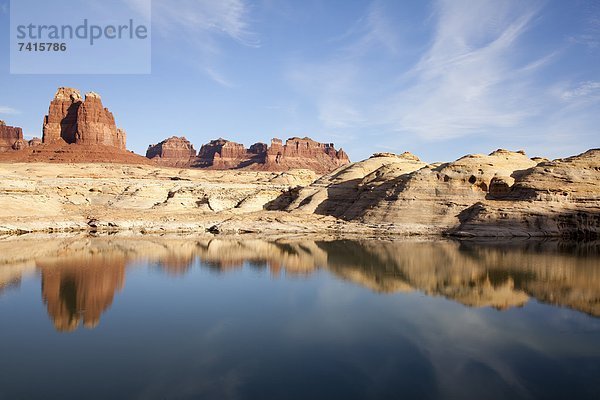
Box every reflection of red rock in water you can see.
[156,254,195,276]
[38,255,126,332]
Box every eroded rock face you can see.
[0,122,24,152]
[451,149,600,238]
[42,87,126,149]
[287,149,540,233]
[287,152,427,215]
[350,149,539,229]
[264,137,350,173]
[146,136,197,167]
[284,147,600,237]
[0,122,41,152]
[195,138,249,168]
[187,136,349,173]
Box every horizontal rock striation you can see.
[146,136,197,167]
[0,121,42,152]
[450,149,600,238]
[177,136,349,173]
[287,148,600,238]
[0,121,24,152]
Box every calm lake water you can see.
[0,235,599,400]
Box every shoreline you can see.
[1,150,598,239]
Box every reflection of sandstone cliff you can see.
[194,239,329,275]
[0,235,598,323]
[191,238,600,315]
[38,254,126,332]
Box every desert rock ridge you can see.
[0,147,598,238]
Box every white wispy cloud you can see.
[126,0,258,86]
[204,67,235,88]
[385,0,545,139]
[560,81,600,100]
[286,0,600,159]
[286,2,396,131]
[151,0,258,47]
[0,106,20,115]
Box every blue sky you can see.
[0,0,599,162]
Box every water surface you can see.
[0,235,599,399]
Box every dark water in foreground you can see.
[0,236,599,400]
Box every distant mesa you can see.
[148,136,350,174]
[1,87,348,173]
[146,136,197,167]
[0,120,41,152]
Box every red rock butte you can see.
[148,136,350,174]
[43,87,126,149]
[0,88,150,164]
[0,120,41,152]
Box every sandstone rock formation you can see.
[0,121,42,152]
[195,138,261,169]
[263,137,350,173]
[451,149,600,238]
[286,148,599,237]
[0,122,24,152]
[0,88,149,164]
[287,152,427,215]
[344,149,538,231]
[42,87,126,149]
[146,136,197,167]
[0,147,597,238]
[156,136,349,173]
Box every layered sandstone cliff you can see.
[42,87,126,149]
[152,136,349,173]
[450,149,600,238]
[0,120,42,152]
[146,136,197,167]
[286,148,599,237]
[262,137,350,173]
[195,138,262,169]
[0,147,597,238]
[0,121,24,152]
